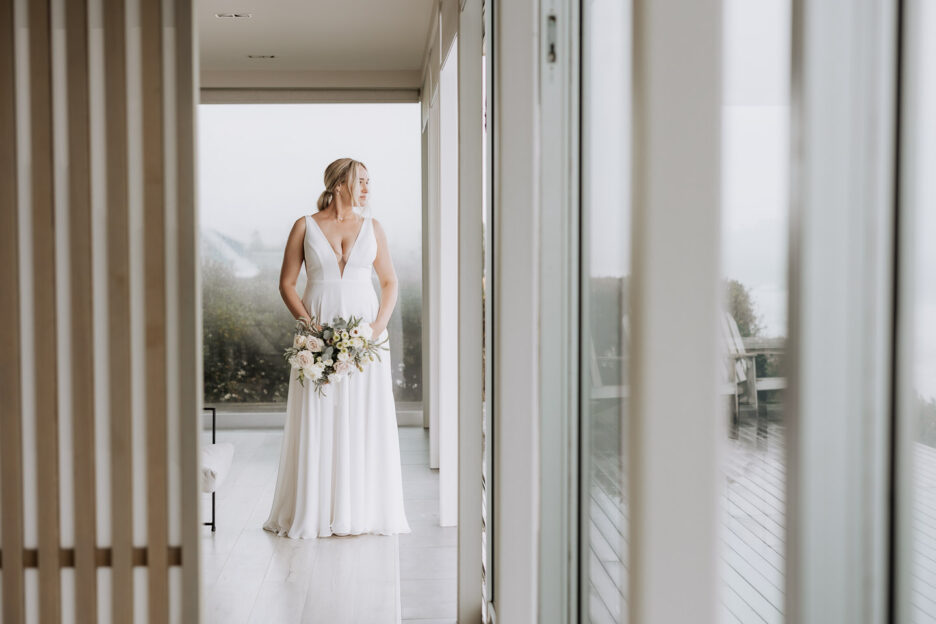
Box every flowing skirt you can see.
[263,282,411,538]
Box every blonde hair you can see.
[316,158,367,211]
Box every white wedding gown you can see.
[263,214,412,538]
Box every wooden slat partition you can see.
[140,0,171,621]
[65,0,98,620]
[174,0,204,620]
[29,0,63,621]
[0,0,200,621]
[103,0,135,620]
[0,0,25,621]
[9,546,183,568]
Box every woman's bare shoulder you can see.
[291,215,308,233]
[283,216,307,247]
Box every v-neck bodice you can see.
[304,214,374,282]
[307,215,367,278]
[301,214,379,324]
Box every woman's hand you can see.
[369,321,387,338]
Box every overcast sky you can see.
[197,103,422,272]
[910,1,936,400]
[720,0,790,339]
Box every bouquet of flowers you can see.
[283,315,389,397]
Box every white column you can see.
[492,0,541,620]
[439,42,459,527]
[457,0,484,620]
[628,1,723,622]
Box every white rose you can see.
[288,355,300,369]
[296,350,315,368]
[357,323,373,341]
[351,337,363,349]
[306,336,325,352]
[304,363,326,380]
[334,361,352,375]
[337,351,351,362]
[293,334,307,349]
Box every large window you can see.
[904,1,936,620]
[198,103,423,404]
[719,1,790,621]
[581,0,631,620]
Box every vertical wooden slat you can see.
[174,0,202,620]
[103,0,134,620]
[29,0,62,621]
[0,0,25,621]
[65,0,98,620]
[140,0,169,620]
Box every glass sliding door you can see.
[718,2,791,621]
[580,0,631,621]
[899,1,936,621]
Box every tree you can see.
[724,279,763,338]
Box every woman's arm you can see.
[370,218,398,337]
[279,217,312,322]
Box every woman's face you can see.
[353,167,370,206]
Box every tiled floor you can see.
[201,426,456,624]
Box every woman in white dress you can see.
[263,158,412,538]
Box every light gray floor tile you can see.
[203,428,457,623]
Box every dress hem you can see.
[262,520,412,539]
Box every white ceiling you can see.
[199,0,436,89]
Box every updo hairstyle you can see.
[316,158,367,211]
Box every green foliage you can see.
[202,259,295,402]
[724,279,764,338]
[202,255,424,404]
[397,279,423,401]
[587,276,628,386]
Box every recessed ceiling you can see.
[199,0,436,88]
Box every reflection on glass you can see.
[482,46,495,617]
[198,104,422,405]
[581,0,630,621]
[719,1,790,622]
[907,2,936,621]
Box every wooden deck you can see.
[586,405,936,624]
[585,406,788,623]
[720,413,785,624]
[911,443,936,623]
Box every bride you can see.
[263,158,412,538]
